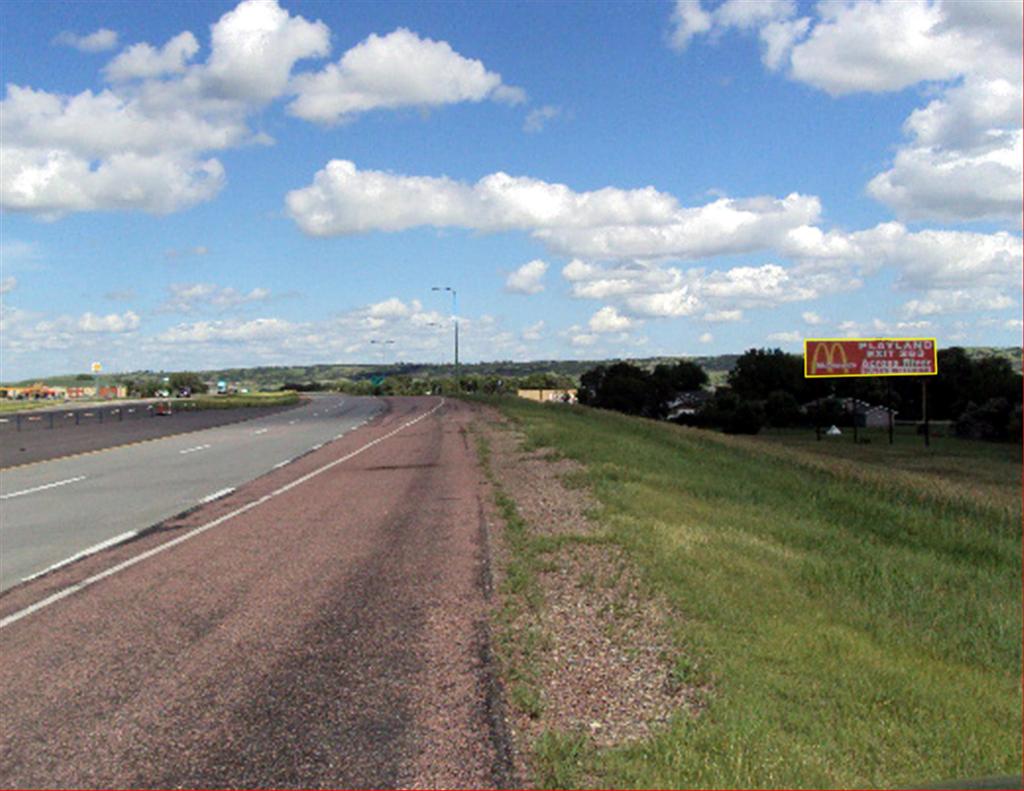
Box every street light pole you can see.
[432,286,459,392]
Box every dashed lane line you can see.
[1,476,87,501]
[200,487,235,504]
[0,398,444,630]
[179,444,211,455]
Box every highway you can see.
[0,394,381,591]
[0,397,509,788]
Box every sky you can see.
[1,0,1021,380]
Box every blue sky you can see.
[2,0,1020,380]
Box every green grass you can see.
[484,398,1021,789]
[175,391,300,410]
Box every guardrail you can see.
[0,402,176,432]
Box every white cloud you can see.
[671,0,1023,224]
[160,282,272,313]
[505,259,548,294]
[54,28,119,53]
[1003,319,1023,331]
[78,310,141,333]
[766,330,801,343]
[0,277,16,295]
[287,159,820,262]
[524,105,561,133]
[367,297,419,318]
[158,317,295,343]
[669,0,713,51]
[204,0,330,103]
[7,1,522,218]
[287,27,522,124]
[903,288,1014,317]
[522,320,545,341]
[104,32,200,81]
[703,309,743,322]
[588,306,634,333]
[698,332,713,343]
[802,311,824,325]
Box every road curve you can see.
[0,397,511,788]
[0,394,380,591]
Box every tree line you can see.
[575,348,1022,440]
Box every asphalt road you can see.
[0,399,302,468]
[0,394,381,591]
[0,397,509,788]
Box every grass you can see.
[173,391,300,410]
[482,397,1021,789]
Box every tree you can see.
[728,348,805,402]
[169,371,207,396]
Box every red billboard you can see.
[804,338,938,378]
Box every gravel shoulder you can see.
[470,404,701,787]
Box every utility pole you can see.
[432,286,459,392]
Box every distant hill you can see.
[6,347,1018,389]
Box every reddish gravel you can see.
[0,397,513,789]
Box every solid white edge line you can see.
[0,397,445,630]
[1,475,87,501]
[200,487,235,504]
[272,459,291,469]
[20,530,139,584]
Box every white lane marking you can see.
[21,530,138,584]
[0,419,8,423]
[310,443,323,451]
[288,420,297,425]
[253,428,268,435]
[179,444,211,455]
[0,398,446,630]
[1,476,87,501]
[272,459,291,469]
[200,487,235,504]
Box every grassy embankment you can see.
[487,398,1021,788]
[174,391,300,410]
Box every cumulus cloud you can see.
[5,0,523,218]
[670,0,1023,224]
[588,306,634,333]
[159,282,272,313]
[104,32,200,81]
[0,277,16,295]
[288,27,523,124]
[766,330,801,343]
[802,311,824,325]
[78,310,141,333]
[505,259,548,294]
[698,332,713,343]
[158,316,294,343]
[54,28,119,53]
[286,159,819,262]
[522,320,545,341]
[524,105,561,133]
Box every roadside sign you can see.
[804,338,937,378]
[91,362,102,373]
[370,375,384,386]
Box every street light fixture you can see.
[369,338,395,370]
[431,286,459,391]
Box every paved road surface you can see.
[0,399,303,468]
[0,394,380,590]
[0,397,509,788]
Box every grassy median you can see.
[488,398,1021,789]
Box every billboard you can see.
[804,338,938,378]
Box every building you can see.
[517,388,577,404]
[803,397,897,428]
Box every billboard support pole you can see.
[852,382,859,444]
[922,379,930,448]
[887,379,894,445]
